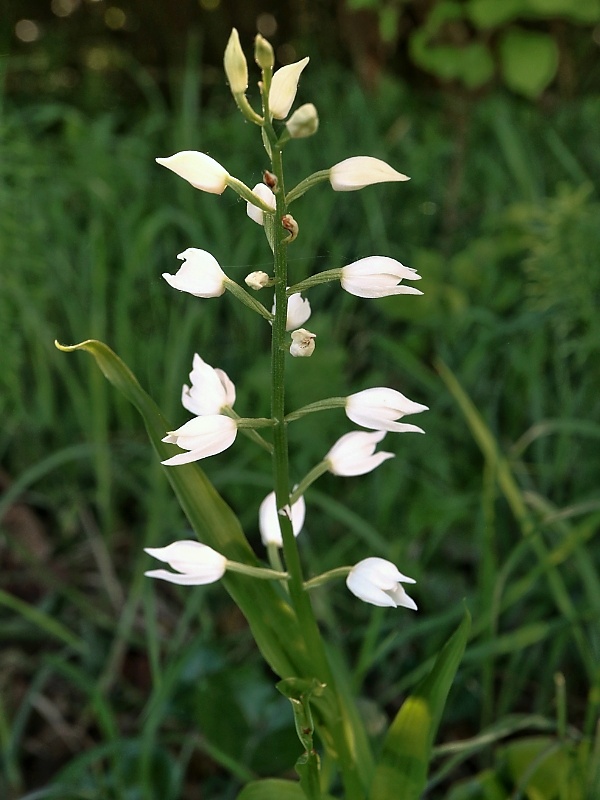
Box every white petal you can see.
[247,183,276,225]
[144,540,227,584]
[341,256,423,298]
[346,387,428,432]
[156,151,229,194]
[286,103,319,138]
[346,557,417,608]
[269,57,310,119]
[330,156,409,192]
[285,294,311,330]
[162,248,227,298]
[326,430,394,476]
[181,354,236,416]
[259,492,306,547]
[161,415,237,465]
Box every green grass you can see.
[1,57,600,799]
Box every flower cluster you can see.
[147,30,427,609]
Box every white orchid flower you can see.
[290,328,316,358]
[161,415,237,466]
[346,388,428,433]
[181,354,236,417]
[340,256,423,298]
[346,557,417,609]
[259,492,306,547]
[156,151,229,194]
[329,156,409,192]
[162,248,228,298]
[325,430,393,476]
[275,293,311,331]
[144,540,227,586]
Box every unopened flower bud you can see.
[255,33,275,70]
[282,214,299,242]
[245,271,270,290]
[286,103,319,138]
[224,28,248,95]
[269,57,310,119]
[329,156,409,192]
[290,328,316,358]
[156,151,229,195]
[263,170,277,189]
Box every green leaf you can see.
[368,610,471,800]
[55,339,309,680]
[499,28,559,98]
[447,768,508,799]
[237,778,337,800]
[526,0,600,23]
[467,0,523,28]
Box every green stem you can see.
[304,566,352,591]
[225,561,288,581]
[267,124,367,800]
[285,397,346,424]
[225,279,273,321]
[287,268,342,296]
[286,170,331,205]
[225,409,273,454]
[290,462,329,505]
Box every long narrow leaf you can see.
[56,339,309,679]
[368,610,471,800]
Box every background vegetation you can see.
[1,1,599,798]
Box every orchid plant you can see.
[57,28,470,800]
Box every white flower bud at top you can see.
[254,33,275,69]
[224,28,248,94]
[144,540,227,586]
[247,183,276,225]
[269,57,310,119]
[286,103,319,138]
[245,271,270,290]
[156,151,229,194]
[290,328,316,358]
[346,557,417,609]
[329,156,409,192]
